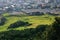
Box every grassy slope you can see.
[0,13,56,32]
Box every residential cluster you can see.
[0,0,60,14]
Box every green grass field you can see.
[0,13,57,32]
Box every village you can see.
[0,0,60,15]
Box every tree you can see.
[46,17,60,40]
[52,17,60,40]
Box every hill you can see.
[0,13,56,32]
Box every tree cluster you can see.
[8,21,32,29]
[0,25,47,40]
[0,17,60,40]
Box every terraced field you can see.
[0,13,56,32]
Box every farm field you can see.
[0,13,56,32]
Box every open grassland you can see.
[0,13,58,32]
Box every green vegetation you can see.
[0,17,60,40]
[0,25,47,40]
[8,21,32,29]
[42,17,60,40]
[0,13,55,32]
[0,13,60,40]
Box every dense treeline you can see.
[41,17,60,40]
[0,25,47,40]
[0,17,60,40]
[47,17,60,40]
